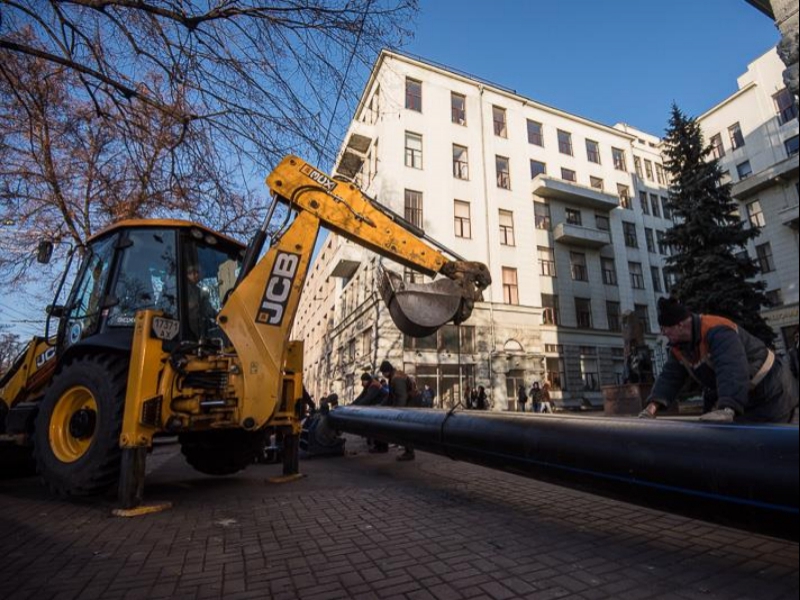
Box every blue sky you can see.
[403,0,779,136]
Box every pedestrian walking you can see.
[530,382,543,413]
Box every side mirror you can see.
[37,240,54,264]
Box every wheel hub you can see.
[68,408,97,439]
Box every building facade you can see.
[294,51,676,409]
[696,48,799,353]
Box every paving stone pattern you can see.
[0,436,797,600]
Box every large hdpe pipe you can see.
[328,407,799,541]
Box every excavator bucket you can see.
[379,269,463,338]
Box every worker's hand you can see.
[638,403,658,419]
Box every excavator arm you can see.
[265,155,491,336]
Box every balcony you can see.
[532,175,619,211]
[778,203,799,230]
[731,155,799,199]
[327,241,363,279]
[334,120,375,179]
[554,222,611,249]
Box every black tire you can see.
[32,355,128,497]
[179,429,264,476]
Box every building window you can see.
[534,201,551,230]
[502,267,519,305]
[493,106,507,138]
[785,135,799,157]
[542,293,560,325]
[590,176,604,190]
[651,266,662,293]
[710,133,725,159]
[586,139,601,164]
[650,193,661,218]
[405,78,422,112]
[728,122,745,150]
[601,257,617,286]
[618,184,631,209]
[661,197,672,220]
[453,144,469,180]
[606,301,621,332]
[634,304,652,333]
[496,155,511,189]
[656,163,666,185]
[561,167,577,182]
[612,147,627,171]
[499,209,515,246]
[756,242,775,273]
[644,159,654,181]
[454,200,471,239]
[657,230,668,255]
[623,222,638,248]
[575,298,593,329]
[545,356,566,391]
[565,208,582,226]
[634,156,643,178]
[663,269,674,295]
[736,160,753,180]
[595,214,610,231]
[580,350,600,391]
[570,252,588,281]
[404,189,423,228]
[557,129,573,156]
[747,199,765,228]
[451,92,466,125]
[530,160,547,179]
[773,88,798,125]
[527,120,544,146]
[645,228,656,253]
[405,131,422,169]
[766,289,783,307]
[639,191,650,215]
[538,247,556,277]
[629,262,645,289]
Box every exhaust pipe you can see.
[329,407,799,541]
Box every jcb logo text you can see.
[257,252,300,326]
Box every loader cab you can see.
[58,220,245,352]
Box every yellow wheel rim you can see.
[49,386,98,463]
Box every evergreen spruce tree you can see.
[661,104,775,345]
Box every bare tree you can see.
[0,331,23,377]
[0,0,418,284]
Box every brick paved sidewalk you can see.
[0,436,797,600]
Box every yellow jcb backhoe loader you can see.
[0,155,491,509]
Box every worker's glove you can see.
[638,408,656,419]
[698,407,735,423]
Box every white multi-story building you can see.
[294,50,676,409]
[696,48,799,353]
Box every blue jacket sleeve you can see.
[706,326,750,413]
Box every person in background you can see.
[463,385,472,409]
[380,360,416,461]
[530,382,543,413]
[421,384,435,408]
[639,297,798,423]
[517,384,528,412]
[789,326,798,381]
[476,386,488,410]
[540,382,553,414]
[353,372,389,453]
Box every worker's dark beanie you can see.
[657,297,690,327]
[361,372,373,382]
[379,360,393,374]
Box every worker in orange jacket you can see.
[640,297,798,423]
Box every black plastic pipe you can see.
[328,407,799,541]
